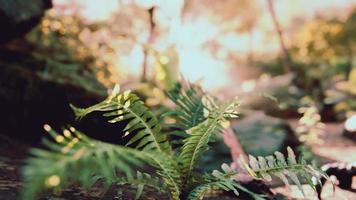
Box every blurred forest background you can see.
[0,0,356,199]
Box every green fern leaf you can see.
[187,181,234,200]
[21,126,149,200]
[166,82,206,130]
[116,171,167,200]
[144,152,182,200]
[179,99,240,183]
[71,88,171,153]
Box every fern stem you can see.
[253,164,310,175]
[184,102,228,182]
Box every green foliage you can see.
[22,83,325,200]
[188,164,264,200]
[71,85,171,153]
[179,99,239,183]
[166,82,206,130]
[21,127,147,199]
[116,171,166,200]
[241,147,327,196]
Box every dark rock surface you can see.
[0,0,52,43]
[233,112,300,156]
[343,129,356,141]
[0,49,129,145]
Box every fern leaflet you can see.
[21,126,148,200]
[179,99,239,183]
[71,85,171,153]
[116,171,166,200]
[166,82,206,130]
[241,147,327,196]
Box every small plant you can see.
[21,83,326,200]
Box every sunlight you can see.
[53,0,356,90]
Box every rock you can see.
[232,112,300,156]
[0,49,129,145]
[0,0,52,43]
[241,74,303,119]
[198,139,233,172]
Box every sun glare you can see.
[54,0,356,90]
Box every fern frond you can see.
[144,152,183,200]
[179,99,240,183]
[21,126,149,200]
[166,82,206,130]
[187,181,235,200]
[71,85,171,153]
[187,164,264,200]
[241,147,326,196]
[116,171,166,200]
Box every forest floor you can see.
[0,120,355,200]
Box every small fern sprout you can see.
[240,146,328,196]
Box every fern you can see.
[21,126,148,200]
[21,83,326,200]
[116,171,166,200]
[179,99,240,183]
[166,82,206,130]
[71,85,171,153]
[241,147,327,196]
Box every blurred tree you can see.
[337,8,356,76]
[292,8,356,77]
[293,18,343,63]
[266,0,292,73]
[273,9,356,119]
[142,6,156,81]
[110,2,160,82]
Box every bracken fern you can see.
[21,82,326,200]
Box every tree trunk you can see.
[247,29,254,62]
[141,7,156,81]
[266,0,292,73]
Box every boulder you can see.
[0,49,129,145]
[232,112,300,156]
[0,0,52,43]
[240,74,303,119]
